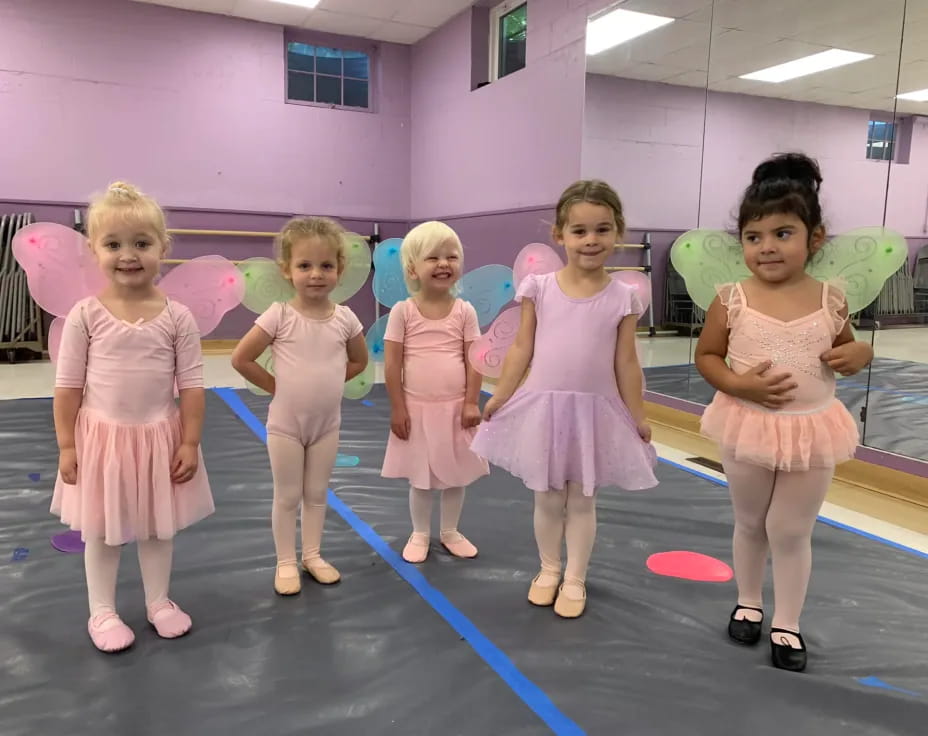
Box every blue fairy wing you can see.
[458,264,515,326]
[372,238,408,308]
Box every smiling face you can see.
[90,214,166,290]
[282,236,342,301]
[554,201,618,272]
[741,213,823,284]
[408,238,462,295]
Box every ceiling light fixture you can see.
[586,7,674,56]
[739,49,873,83]
[896,88,928,102]
[269,0,321,8]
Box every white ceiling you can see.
[131,0,477,45]
[586,0,928,115]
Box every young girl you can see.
[694,153,872,672]
[471,180,657,619]
[53,182,215,653]
[381,221,489,564]
[232,217,368,596]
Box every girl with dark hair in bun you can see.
[694,153,874,672]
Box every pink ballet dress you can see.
[381,298,489,490]
[255,301,363,446]
[470,272,658,495]
[700,281,859,471]
[51,296,215,545]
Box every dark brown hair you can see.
[738,153,824,241]
[553,179,625,237]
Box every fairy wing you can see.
[468,305,520,379]
[372,238,408,308]
[513,243,563,288]
[806,227,908,313]
[12,222,105,318]
[458,264,515,327]
[343,314,388,400]
[331,232,372,304]
[159,255,245,336]
[669,230,749,311]
[238,257,295,314]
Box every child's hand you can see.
[461,402,482,428]
[391,409,411,440]
[636,421,652,443]
[482,395,505,421]
[731,361,797,409]
[821,342,873,376]
[171,442,199,484]
[58,447,78,485]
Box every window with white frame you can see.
[286,42,371,110]
[866,118,895,161]
[489,0,527,81]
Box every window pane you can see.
[288,71,314,102]
[344,78,368,108]
[498,3,527,78]
[287,50,314,73]
[316,74,342,105]
[343,51,369,80]
[315,46,342,76]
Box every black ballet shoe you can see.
[728,605,763,645]
[770,628,807,672]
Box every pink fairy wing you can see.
[468,305,521,378]
[158,255,245,337]
[47,316,65,363]
[513,243,563,289]
[11,223,104,317]
[610,270,652,312]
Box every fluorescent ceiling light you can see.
[896,88,928,102]
[269,0,320,8]
[739,49,873,83]
[586,8,674,56]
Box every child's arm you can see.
[695,297,797,409]
[462,343,482,428]
[821,302,873,376]
[231,326,276,395]
[345,333,369,382]
[53,306,89,484]
[483,299,536,420]
[384,339,409,440]
[615,314,649,441]
[173,309,207,483]
[53,389,84,484]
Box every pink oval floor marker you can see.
[646,551,733,582]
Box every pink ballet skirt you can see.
[470,272,658,496]
[701,393,859,471]
[701,280,860,472]
[52,408,214,545]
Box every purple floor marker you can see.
[51,531,85,554]
[12,547,29,561]
[28,473,40,482]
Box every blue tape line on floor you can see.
[212,387,585,736]
[857,676,922,697]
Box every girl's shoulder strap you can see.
[714,282,744,327]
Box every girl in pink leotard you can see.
[53,182,215,653]
[232,217,368,596]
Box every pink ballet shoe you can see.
[301,557,341,585]
[440,530,478,559]
[88,612,135,653]
[402,533,430,563]
[147,599,192,639]
[553,579,587,619]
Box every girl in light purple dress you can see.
[471,180,657,619]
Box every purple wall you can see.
[0,0,411,219]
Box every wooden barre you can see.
[605,266,647,272]
[160,259,647,271]
[167,228,371,240]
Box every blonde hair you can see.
[553,179,626,240]
[275,216,346,273]
[400,221,463,293]
[87,181,170,252]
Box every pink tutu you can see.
[701,392,859,471]
[382,397,489,490]
[470,389,658,495]
[51,407,215,545]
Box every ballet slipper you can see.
[527,570,560,607]
[147,600,192,639]
[553,579,587,619]
[274,561,302,595]
[301,557,341,585]
[88,612,135,653]
[402,532,430,563]
[439,530,478,559]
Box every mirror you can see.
[582,1,713,400]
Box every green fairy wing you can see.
[669,229,750,310]
[238,257,295,314]
[806,227,908,313]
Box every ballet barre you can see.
[162,258,247,265]
[167,228,372,240]
[605,266,646,272]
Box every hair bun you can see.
[107,181,141,199]
[751,153,822,192]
